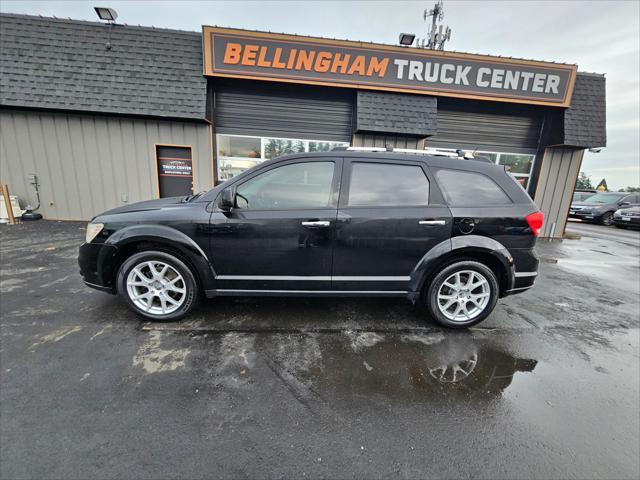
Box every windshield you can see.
[583,192,626,204]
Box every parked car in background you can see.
[613,204,640,229]
[572,189,596,202]
[569,192,640,225]
[79,148,543,329]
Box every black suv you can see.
[79,150,543,328]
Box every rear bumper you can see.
[504,247,539,296]
[78,242,118,294]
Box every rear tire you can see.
[600,211,614,226]
[117,250,199,321]
[423,260,499,329]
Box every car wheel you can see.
[424,260,499,329]
[117,250,199,321]
[600,212,614,226]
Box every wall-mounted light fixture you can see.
[94,6,118,22]
[398,33,416,46]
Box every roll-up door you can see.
[428,98,544,153]
[213,79,353,142]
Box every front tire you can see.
[423,261,499,328]
[600,211,614,226]
[117,250,199,321]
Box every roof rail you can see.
[332,145,482,160]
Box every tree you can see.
[575,171,594,190]
[623,186,640,192]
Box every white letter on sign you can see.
[394,59,408,79]
[408,61,424,81]
[545,75,560,94]
[455,65,471,85]
[477,67,491,87]
[440,64,455,84]
[532,73,546,93]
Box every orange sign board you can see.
[203,26,577,107]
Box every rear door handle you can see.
[419,220,446,226]
[301,221,330,228]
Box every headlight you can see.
[85,222,104,243]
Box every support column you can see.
[533,146,585,238]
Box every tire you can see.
[600,211,614,226]
[116,250,199,321]
[423,260,499,329]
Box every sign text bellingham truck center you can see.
[223,43,561,94]
[203,27,577,106]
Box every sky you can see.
[2,0,639,190]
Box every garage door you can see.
[212,79,353,142]
[428,98,544,153]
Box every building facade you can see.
[0,13,606,237]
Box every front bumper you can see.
[613,216,640,226]
[78,242,118,294]
[568,210,599,221]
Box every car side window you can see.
[347,162,429,207]
[235,161,334,210]
[435,168,512,206]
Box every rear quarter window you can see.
[435,168,512,206]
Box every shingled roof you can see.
[0,13,206,120]
[356,90,437,136]
[564,72,607,148]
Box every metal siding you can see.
[0,109,211,220]
[213,80,353,142]
[428,99,544,153]
[533,146,584,238]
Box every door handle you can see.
[419,220,446,226]
[301,221,330,228]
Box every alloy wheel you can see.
[602,212,614,226]
[436,270,491,322]
[126,260,187,315]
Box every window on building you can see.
[348,163,429,207]
[217,134,348,182]
[263,138,306,160]
[499,154,533,174]
[235,162,335,210]
[435,168,512,206]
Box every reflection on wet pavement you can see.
[184,329,538,403]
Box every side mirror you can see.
[219,188,235,212]
[619,201,631,207]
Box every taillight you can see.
[525,211,544,237]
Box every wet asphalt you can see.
[0,220,638,479]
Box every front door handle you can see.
[301,220,330,228]
[419,220,446,226]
